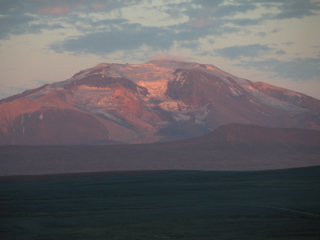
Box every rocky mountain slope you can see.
[1,59,320,145]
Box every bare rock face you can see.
[1,59,320,145]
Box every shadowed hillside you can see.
[1,124,319,176]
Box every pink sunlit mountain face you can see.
[1,59,320,145]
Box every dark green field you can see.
[1,167,320,240]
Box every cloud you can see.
[172,22,238,43]
[192,0,224,8]
[49,16,237,56]
[283,42,295,46]
[0,0,319,45]
[229,18,264,26]
[1,1,319,33]
[1,0,320,57]
[33,0,136,15]
[0,0,134,39]
[257,32,267,37]
[0,12,65,39]
[213,3,257,18]
[0,13,35,39]
[0,0,132,15]
[50,24,175,55]
[275,50,286,55]
[180,41,200,49]
[236,57,320,81]
[36,6,74,15]
[229,0,320,20]
[0,85,29,99]
[273,0,320,19]
[215,44,273,59]
[151,54,190,62]
[190,0,257,16]
[186,17,212,27]
[184,1,258,29]
[64,16,129,33]
[271,28,281,33]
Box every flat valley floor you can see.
[1,167,320,240]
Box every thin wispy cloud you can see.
[237,58,320,81]
[215,44,273,59]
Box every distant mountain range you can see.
[1,59,320,145]
[1,123,320,175]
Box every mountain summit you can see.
[1,60,320,145]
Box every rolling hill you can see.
[1,123,319,176]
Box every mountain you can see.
[1,124,320,176]
[1,59,320,145]
[195,123,320,148]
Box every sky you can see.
[0,0,320,99]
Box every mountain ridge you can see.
[1,60,320,145]
[1,123,319,176]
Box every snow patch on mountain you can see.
[100,62,175,83]
[158,100,192,122]
[283,91,305,99]
[171,112,191,122]
[72,85,116,109]
[244,85,307,112]
[195,105,210,126]
[159,100,188,112]
[229,86,243,97]
[174,71,187,84]
[137,79,168,98]
[24,85,54,99]
[92,109,124,126]
[20,60,312,117]
[94,63,110,68]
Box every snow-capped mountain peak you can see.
[1,60,319,145]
